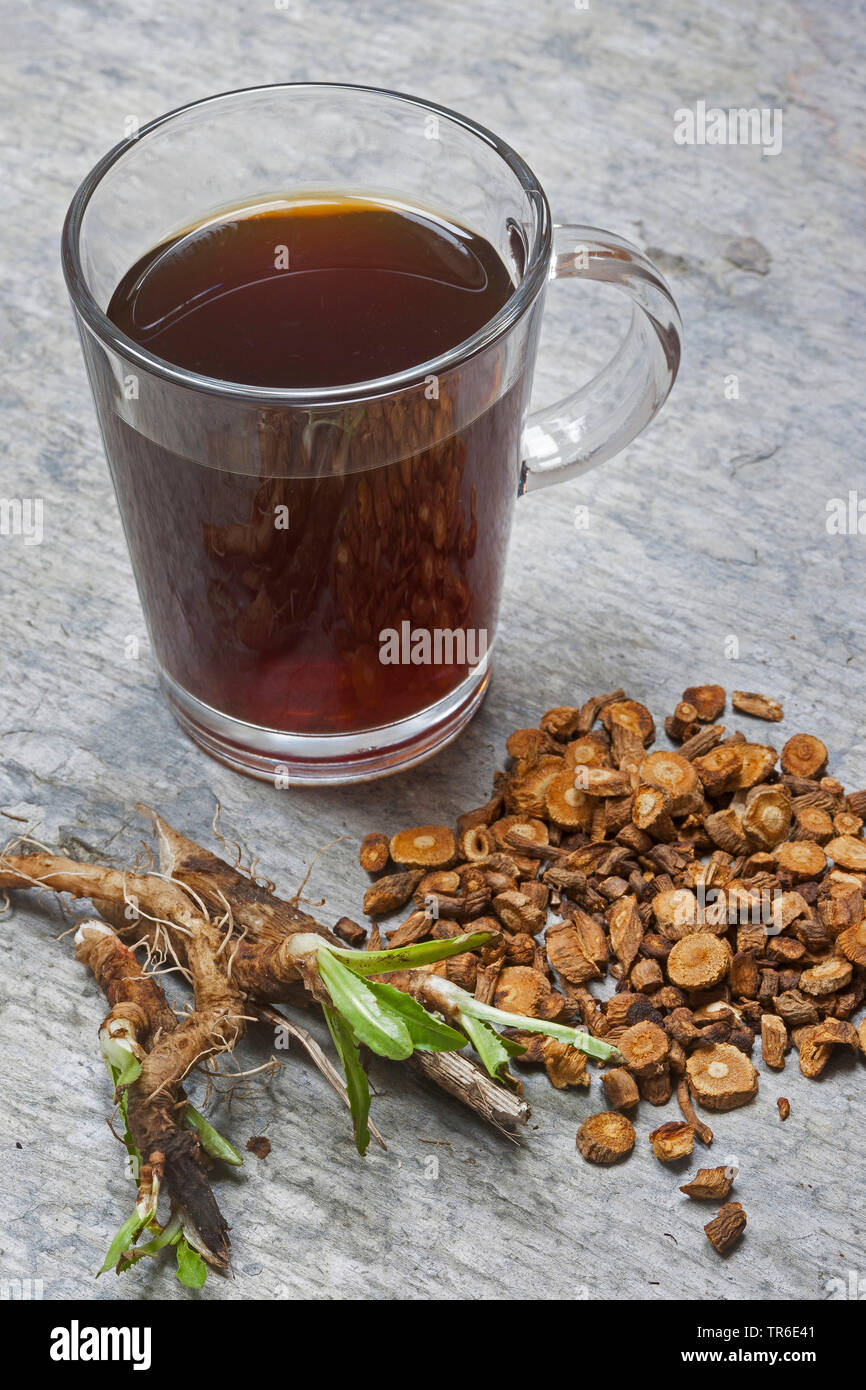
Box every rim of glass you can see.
[61,81,552,405]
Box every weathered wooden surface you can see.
[1,0,863,1301]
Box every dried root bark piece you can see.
[607,894,643,973]
[576,1111,635,1165]
[683,684,726,722]
[389,825,456,869]
[666,701,700,742]
[667,935,731,990]
[493,966,553,1018]
[676,1077,713,1144]
[777,1097,791,1120]
[639,1067,673,1104]
[730,743,778,790]
[704,1202,747,1254]
[506,755,565,815]
[456,794,502,837]
[639,751,702,816]
[837,920,866,966]
[632,785,675,841]
[631,957,664,992]
[618,1020,669,1077]
[773,989,818,1028]
[601,1066,640,1110]
[545,770,595,829]
[781,734,828,779]
[509,1032,590,1089]
[602,699,656,746]
[818,880,865,933]
[649,1120,694,1162]
[703,807,749,855]
[742,787,792,849]
[826,834,866,871]
[761,1014,788,1068]
[686,1043,758,1111]
[492,890,546,936]
[541,706,584,740]
[363,869,424,917]
[798,956,852,997]
[359,832,390,873]
[679,724,724,760]
[653,887,700,940]
[387,910,434,948]
[545,921,602,985]
[775,840,827,881]
[680,1166,734,1200]
[732,690,784,722]
[795,806,834,843]
[692,746,743,794]
[506,727,560,759]
[792,1023,839,1078]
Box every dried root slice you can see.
[798,956,852,997]
[492,890,546,936]
[704,1202,747,1254]
[607,895,643,973]
[742,787,792,849]
[363,870,424,917]
[680,1166,734,1200]
[777,1097,791,1120]
[632,785,675,841]
[601,699,655,746]
[505,756,564,816]
[667,934,731,990]
[563,732,611,771]
[732,690,784,722]
[389,825,456,869]
[601,1066,640,1110]
[773,989,818,1028]
[653,887,700,940]
[683,684,726,722]
[617,1021,669,1078]
[774,840,827,881]
[729,743,778,790]
[545,922,602,985]
[817,880,865,933]
[686,1043,758,1111]
[703,807,749,855]
[506,727,559,759]
[639,751,702,816]
[837,919,866,966]
[576,1111,635,1165]
[492,966,554,1018]
[781,734,828,779]
[509,1032,590,1089]
[692,746,743,794]
[540,705,584,740]
[649,1120,694,1162]
[545,770,596,829]
[761,1014,788,1069]
[795,806,834,843]
[666,701,700,742]
[826,834,866,872]
[359,832,390,873]
[492,815,548,852]
[792,1019,857,1077]
[638,1067,673,1105]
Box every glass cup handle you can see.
[520,225,683,494]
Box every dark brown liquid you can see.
[102,197,527,735]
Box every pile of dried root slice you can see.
[3,683,864,1280]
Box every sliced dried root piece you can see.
[817,880,865,932]
[649,1120,694,1162]
[686,1043,758,1111]
[601,699,655,746]
[506,756,566,816]
[540,706,584,740]
[667,934,731,990]
[545,922,602,985]
[704,1201,747,1254]
[389,825,456,869]
[545,770,596,829]
[692,746,743,794]
[683,684,726,722]
[826,834,866,872]
[680,1166,734,1200]
[837,919,866,966]
[730,743,778,790]
[781,734,828,779]
[632,785,675,841]
[703,807,749,855]
[491,815,548,852]
[793,1018,858,1077]
[742,787,792,849]
[576,1111,636,1165]
[653,887,700,939]
[508,1032,590,1089]
[732,690,784,722]
[359,832,390,873]
[363,869,424,917]
[666,701,700,742]
[798,956,852,997]
[777,1097,791,1120]
[617,1020,669,1078]
[774,839,827,880]
[607,895,643,973]
[506,727,560,759]
[492,890,546,936]
[639,750,702,816]
[493,966,554,1018]
[760,1014,788,1069]
[563,732,611,770]
[601,1066,640,1110]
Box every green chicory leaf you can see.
[457,1012,524,1086]
[98,1208,151,1277]
[325,930,497,976]
[318,949,413,1059]
[363,979,467,1052]
[175,1236,207,1289]
[185,1105,244,1166]
[323,1003,371,1156]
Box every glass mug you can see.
[62,83,681,784]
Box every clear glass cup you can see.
[62,83,681,784]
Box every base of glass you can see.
[160,661,492,785]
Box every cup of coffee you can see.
[62,83,681,784]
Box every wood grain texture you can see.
[0,0,863,1302]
